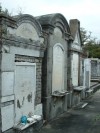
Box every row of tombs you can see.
[0,13,100,133]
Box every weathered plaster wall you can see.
[36,13,72,120]
[0,13,85,133]
[69,19,84,106]
[46,31,68,120]
[0,14,44,133]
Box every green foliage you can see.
[0,3,24,16]
[94,114,100,122]
[80,27,92,45]
[80,28,100,58]
[0,3,12,16]
[83,43,100,58]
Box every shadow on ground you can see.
[38,89,100,133]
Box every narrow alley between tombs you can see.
[38,89,100,133]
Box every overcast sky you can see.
[1,0,100,40]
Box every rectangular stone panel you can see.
[52,44,64,92]
[71,53,79,86]
[1,104,14,132]
[10,46,40,57]
[1,72,14,96]
[83,59,91,88]
[1,53,15,71]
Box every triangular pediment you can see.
[74,31,81,45]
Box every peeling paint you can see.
[27,93,32,102]
[17,100,21,108]
[22,97,25,105]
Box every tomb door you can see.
[14,62,36,123]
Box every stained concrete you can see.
[38,89,100,133]
[0,14,44,132]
